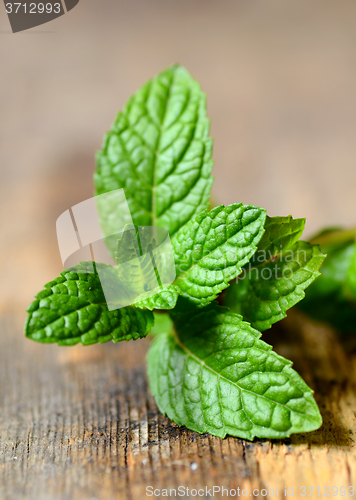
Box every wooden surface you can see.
[1,309,356,499]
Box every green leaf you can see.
[147,304,322,440]
[303,241,356,301]
[95,65,214,237]
[299,228,356,333]
[347,244,356,299]
[224,216,326,331]
[255,215,306,257]
[172,204,266,306]
[150,312,173,337]
[112,224,178,310]
[133,285,179,311]
[25,264,154,346]
[114,225,163,299]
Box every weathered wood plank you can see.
[0,310,356,499]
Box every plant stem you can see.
[309,227,356,248]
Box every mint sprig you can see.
[24,65,325,441]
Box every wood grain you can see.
[1,310,356,499]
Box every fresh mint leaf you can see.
[347,245,356,298]
[299,227,356,333]
[25,264,154,346]
[255,215,305,257]
[304,241,356,300]
[95,65,214,237]
[224,216,326,331]
[133,285,179,310]
[113,224,178,310]
[172,204,266,306]
[150,312,173,337]
[304,227,356,302]
[114,225,163,299]
[147,303,322,440]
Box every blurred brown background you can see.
[1,0,356,313]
